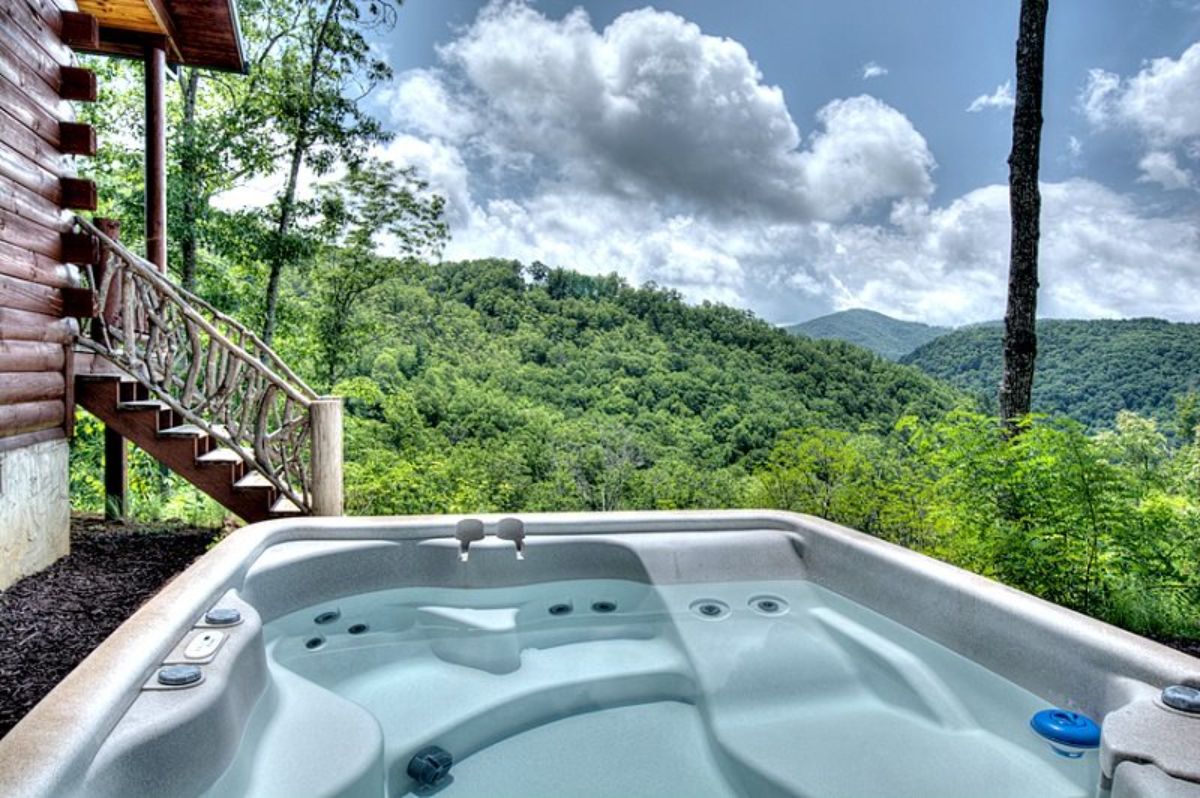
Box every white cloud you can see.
[862,61,888,80]
[779,179,1200,325]
[417,2,934,223]
[799,96,935,220]
[1068,136,1083,158]
[1080,42,1200,192]
[1079,68,1121,128]
[377,135,477,227]
[379,69,479,141]
[366,3,1200,327]
[211,160,320,211]
[966,80,1015,112]
[1080,43,1200,146]
[1137,150,1195,190]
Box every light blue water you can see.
[205,579,1100,797]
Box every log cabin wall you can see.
[0,0,97,587]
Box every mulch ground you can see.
[0,516,218,740]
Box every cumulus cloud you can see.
[793,180,1200,324]
[862,61,888,79]
[1137,150,1195,190]
[370,1,1200,326]
[380,69,479,141]
[1080,41,1200,192]
[1080,43,1200,146]
[411,2,934,222]
[966,80,1015,112]
[798,96,935,219]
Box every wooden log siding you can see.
[0,341,66,372]
[0,399,65,435]
[0,0,96,443]
[59,68,97,102]
[59,122,96,156]
[0,372,64,404]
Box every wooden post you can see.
[94,219,127,521]
[309,397,343,516]
[104,425,128,521]
[144,44,167,273]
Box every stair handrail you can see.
[74,216,319,401]
[71,215,336,514]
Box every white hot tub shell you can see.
[0,511,1196,797]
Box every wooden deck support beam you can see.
[144,43,166,272]
[103,422,128,521]
[94,219,127,521]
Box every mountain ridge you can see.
[785,308,950,361]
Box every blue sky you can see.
[358,0,1200,325]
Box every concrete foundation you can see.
[0,439,70,590]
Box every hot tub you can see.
[1,512,1197,797]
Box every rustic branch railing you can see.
[72,215,339,514]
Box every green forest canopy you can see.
[903,318,1200,431]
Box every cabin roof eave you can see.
[70,0,248,73]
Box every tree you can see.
[308,159,447,384]
[170,0,304,291]
[260,0,400,343]
[999,0,1049,432]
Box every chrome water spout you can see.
[496,517,526,560]
[454,518,485,562]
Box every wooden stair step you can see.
[270,496,303,515]
[196,447,242,464]
[75,375,286,524]
[234,471,274,489]
[159,424,207,437]
[118,400,170,411]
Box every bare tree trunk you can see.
[1000,0,1049,433]
[263,139,304,344]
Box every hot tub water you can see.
[203,578,1096,798]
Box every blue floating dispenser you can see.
[1030,709,1101,758]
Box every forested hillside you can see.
[309,263,958,514]
[903,319,1200,430]
[787,309,950,360]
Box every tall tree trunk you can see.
[178,69,201,293]
[999,0,1049,432]
[263,139,305,343]
[261,0,341,344]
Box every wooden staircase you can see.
[69,217,343,523]
[76,375,301,523]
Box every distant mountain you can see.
[902,318,1200,430]
[786,309,951,361]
